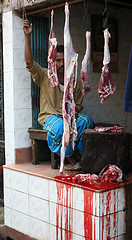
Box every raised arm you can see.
[23,20,33,69]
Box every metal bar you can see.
[25,0,86,16]
[107,0,132,7]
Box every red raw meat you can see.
[73,173,99,184]
[48,10,58,88]
[94,125,123,133]
[60,2,78,173]
[99,164,123,183]
[98,29,116,103]
[98,66,116,103]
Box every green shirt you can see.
[27,61,83,126]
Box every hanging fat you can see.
[81,31,92,97]
[60,2,78,174]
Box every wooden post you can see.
[32,139,39,165]
[51,152,58,169]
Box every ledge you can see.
[3,161,132,193]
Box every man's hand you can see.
[23,20,33,36]
[23,20,33,69]
[75,105,80,119]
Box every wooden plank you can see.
[22,0,84,16]
[28,128,47,140]
[28,128,47,133]
[29,131,47,141]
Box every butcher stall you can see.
[1,0,132,239]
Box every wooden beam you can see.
[24,0,90,16]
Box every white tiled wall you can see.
[3,11,32,164]
[4,167,126,240]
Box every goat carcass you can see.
[60,2,78,173]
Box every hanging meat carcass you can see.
[81,31,92,96]
[60,2,78,173]
[48,10,58,88]
[98,28,116,103]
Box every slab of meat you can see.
[81,31,92,96]
[72,173,99,184]
[99,164,123,183]
[48,10,58,88]
[98,28,116,103]
[94,125,123,133]
[60,2,78,173]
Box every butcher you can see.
[23,19,94,170]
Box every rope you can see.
[103,0,108,16]
[102,0,109,29]
[23,0,27,23]
[83,0,89,31]
[105,0,107,9]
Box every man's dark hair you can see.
[57,45,64,53]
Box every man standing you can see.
[23,20,94,170]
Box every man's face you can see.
[56,52,64,76]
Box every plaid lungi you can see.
[43,113,94,157]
